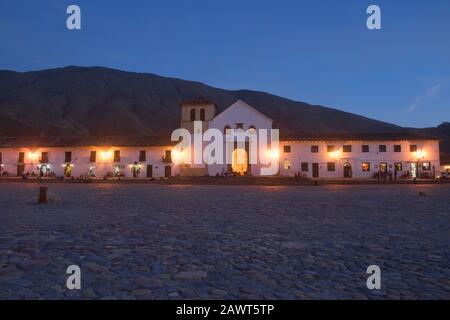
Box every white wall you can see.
[207,100,274,176]
[279,140,441,178]
[0,146,179,178]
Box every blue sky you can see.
[0,0,449,128]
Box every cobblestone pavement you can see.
[0,183,449,300]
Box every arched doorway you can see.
[343,162,352,178]
[232,148,248,175]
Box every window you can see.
[327,145,335,153]
[284,160,291,170]
[224,125,231,134]
[41,152,49,163]
[394,162,402,171]
[165,150,172,161]
[65,151,72,163]
[0,152,2,164]
[248,125,256,132]
[343,145,352,153]
[200,108,205,121]
[18,152,25,163]
[362,145,369,153]
[235,123,244,129]
[90,151,96,163]
[394,145,401,152]
[379,145,387,152]
[410,145,417,152]
[113,150,120,162]
[311,145,319,153]
[283,145,291,153]
[301,162,309,172]
[139,150,146,162]
[190,108,196,121]
[422,162,431,171]
[327,162,336,171]
[362,162,370,172]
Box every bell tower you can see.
[180,96,217,133]
[178,96,216,177]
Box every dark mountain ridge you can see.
[0,66,448,163]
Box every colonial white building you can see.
[0,97,441,180]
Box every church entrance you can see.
[232,148,248,175]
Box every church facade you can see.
[0,97,441,180]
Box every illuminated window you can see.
[327,162,336,171]
[362,145,369,153]
[394,145,401,152]
[284,160,291,170]
[311,145,319,153]
[343,145,352,153]
[410,145,417,152]
[379,145,387,153]
[394,162,402,171]
[362,162,370,172]
[327,145,335,153]
[283,145,291,153]
[422,162,431,171]
[224,125,231,134]
[235,123,244,129]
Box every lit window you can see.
[362,162,370,172]
[394,162,402,171]
[422,162,431,171]
[224,125,231,134]
[284,160,291,170]
[327,145,335,153]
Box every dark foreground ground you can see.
[0,183,449,300]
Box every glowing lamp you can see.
[268,149,279,159]
[28,152,38,162]
[416,150,425,159]
[100,150,113,161]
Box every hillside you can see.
[0,66,447,162]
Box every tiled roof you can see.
[0,136,177,148]
[180,96,216,106]
[280,132,440,141]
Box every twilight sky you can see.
[0,0,449,128]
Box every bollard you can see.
[38,186,48,204]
